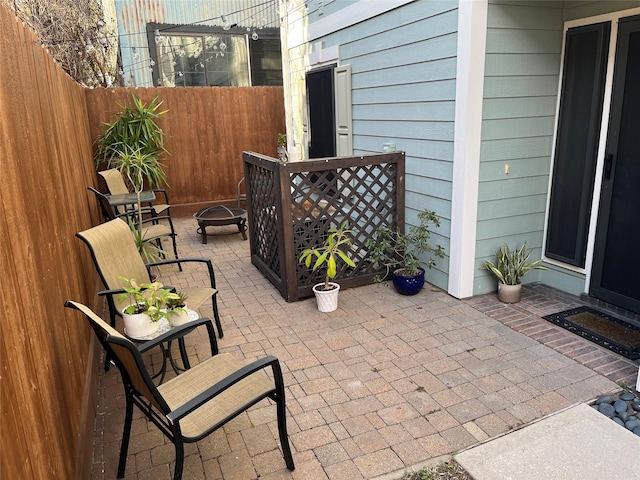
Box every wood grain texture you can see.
[85,86,285,214]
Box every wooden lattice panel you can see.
[244,151,405,301]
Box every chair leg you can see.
[212,294,223,339]
[273,365,295,471]
[117,393,134,478]
[170,234,182,272]
[173,439,185,480]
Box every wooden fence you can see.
[86,87,285,215]
[1,5,99,479]
[1,3,285,478]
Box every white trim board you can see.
[447,0,488,299]
[308,0,414,42]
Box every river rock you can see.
[596,395,614,404]
[625,419,639,430]
[613,399,628,413]
[598,402,616,417]
[619,392,636,401]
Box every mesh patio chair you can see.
[98,168,172,217]
[88,186,180,265]
[64,301,294,480]
[237,176,247,208]
[76,217,223,340]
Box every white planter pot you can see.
[497,283,522,303]
[168,307,190,327]
[122,309,159,339]
[312,282,340,312]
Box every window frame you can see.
[146,22,281,87]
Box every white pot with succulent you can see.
[166,292,189,327]
[299,221,356,312]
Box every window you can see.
[148,24,282,87]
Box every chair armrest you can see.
[137,317,218,356]
[97,287,127,297]
[166,356,281,424]
[152,189,170,204]
[146,258,217,288]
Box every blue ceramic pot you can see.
[392,268,425,295]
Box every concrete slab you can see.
[456,403,640,480]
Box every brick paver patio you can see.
[90,216,639,480]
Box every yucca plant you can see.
[484,242,547,285]
[94,93,168,168]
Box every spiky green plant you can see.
[484,242,547,285]
[94,93,168,167]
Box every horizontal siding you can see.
[353,58,457,88]
[352,79,456,104]
[476,194,548,221]
[475,1,564,295]
[481,117,555,140]
[354,119,453,142]
[354,101,454,122]
[482,96,558,119]
[480,136,554,161]
[483,75,560,98]
[480,156,552,180]
[353,137,454,162]
[308,0,459,291]
[485,53,561,76]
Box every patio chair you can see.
[237,176,246,208]
[98,168,172,217]
[88,186,180,265]
[76,217,223,340]
[64,301,295,480]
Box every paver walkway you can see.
[90,216,639,480]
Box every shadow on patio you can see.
[91,216,639,480]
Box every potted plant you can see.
[94,94,170,262]
[483,242,548,303]
[276,132,288,162]
[298,221,356,312]
[165,292,189,327]
[117,277,181,338]
[365,209,445,295]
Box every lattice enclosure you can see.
[243,151,405,301]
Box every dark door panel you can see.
[591,15,640,313]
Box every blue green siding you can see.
[474,0,565,295]
[309,0,459,290]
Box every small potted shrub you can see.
[276,133,288,162]
[165,292,189,327]
[299,221,356,312]
[484,242,548,303]
[117,277,181,338]
[366,209,445,295]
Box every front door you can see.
[590,15,640,314]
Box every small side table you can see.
[193,205,248,244]
[125,310,208,384]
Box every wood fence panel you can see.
[1,4,286,479]
[1,5,100,479]
[85,85,286,215]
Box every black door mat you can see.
[542,306,640,360]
